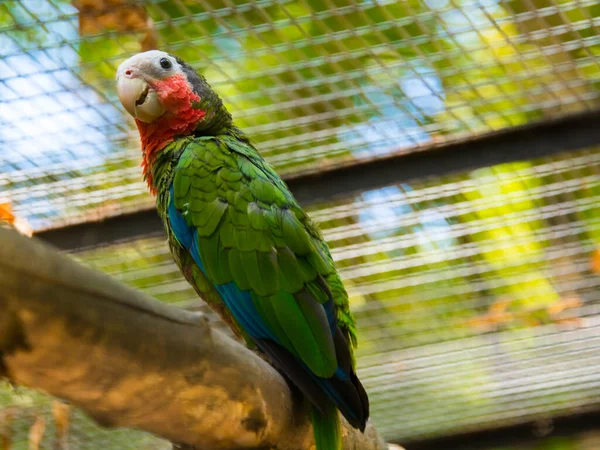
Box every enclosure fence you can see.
[1,0,600,449]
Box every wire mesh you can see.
[1,0,600,449]
[1,0,599,230]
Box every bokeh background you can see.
[1,0,600,449]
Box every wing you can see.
[221,134,359,344]
[167,135,368,429]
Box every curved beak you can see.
[117,75,165,123]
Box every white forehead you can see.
[116,50,182,79]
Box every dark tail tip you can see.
[328,370,370,431]
[352,371,370,431]
[330,327,370,431]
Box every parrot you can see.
[116,50,369,450]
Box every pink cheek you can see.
[158,87,185,109]
[152,75,201,116]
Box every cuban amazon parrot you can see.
[116,50,369,450]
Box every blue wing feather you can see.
[169,188,274,339]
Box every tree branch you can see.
[0,228,387,450]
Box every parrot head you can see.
[116,51,232,186]
[116,50,230,126]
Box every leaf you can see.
[592,248,600,274]
[0,202,32,237]
[546,296,583,316]
[0,203,14,224]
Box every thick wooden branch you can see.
[0,228,386,450]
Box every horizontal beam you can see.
[36,108,600,251]
[402,408,600,450]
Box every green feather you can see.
[271,291,336,377]
[190,260,212,293]
[191,173,214,192]
[297,256,318,282]
[280,209,312,255]
[215,246,232,284]
[202,143,225,169]
[238,156,262,179]
[233,192,248,212]
[277,247,304,292]
[174,172,191,198]
[219,221,234,248]
[257,249,279,293]
[250,177,276,203]
[197,234,219,281]
[226,190,236,205]
[255,231,274,252]
[251,292,297,354]
[230,208,251,227]
[190,157,204,170]
[218,167,243,182]
[264,206,281,234]
[307,249,330,276]
[228,248,252,291]
[197,189,218,202]
[211,144,235,165]
[305,280,330,304]
[188,166,211,181]
[238,250,278,297]
[196,198,228,237]
[248,202,269,231]
[233,227,253,252]
[239,184,254,202]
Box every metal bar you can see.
[35,108,600,251]
[400,408,600,450]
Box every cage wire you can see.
[1,0,600,449]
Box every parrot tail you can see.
[310,403,342,450]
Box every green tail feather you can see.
[310,404,342,450]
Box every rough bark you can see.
[0,228,387,450]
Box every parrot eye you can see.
[159,58,172,70]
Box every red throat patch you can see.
[135,74,206,193]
